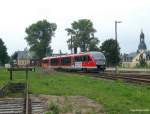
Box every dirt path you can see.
[34,94,105,114]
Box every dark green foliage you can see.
[100,39,120,66]
[0,38,9,65]
[25,20,57,59]
[9,53,17,67]
[48,102,59,114]
[66,19,99,53]
[139,53,147,67]
[10,52,18,66]
[89,38,100,51]
[11,52,18,60]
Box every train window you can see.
[93,53,105,60]
[51,58,59,65]
[75,56,82,62]
[42,60,49,63]
[61,57,71,65]
[75,55,91,62]
[82,55,91,62]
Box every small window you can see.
[75,56,82,62]
[75,55,91,62]
[51,58,59,65]
[42,60,49,63]
[61,57,71,65]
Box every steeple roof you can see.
[140,29,144,38]
[138,30,147,52]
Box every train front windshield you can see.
[93,53,105,60]
[92,52,106,65]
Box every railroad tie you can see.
[31,100,45,113]
[0,98,24,114]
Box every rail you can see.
[7,67,33,114]
[0,67,45,114]
[76,71,150,84]
[25,80,29,114]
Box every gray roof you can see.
[17,51,29,59]
[140,31,144,38]
[127,52,137,58]
[138,31,147,51]
[138,42,147,51]
[123,50,150,59]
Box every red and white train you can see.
[42,51,106,71]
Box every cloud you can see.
[0,0,150,55]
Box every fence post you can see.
[26,68,28,80]
[10,69,12,80]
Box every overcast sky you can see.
[0,0,150,55]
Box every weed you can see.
[48,102,59,114]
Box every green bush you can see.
[48,102,60,114]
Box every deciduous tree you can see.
[0,38,9,65]
[100,39,120,66]
[66,19,99,53]
[25,20,57,59]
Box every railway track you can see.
[0,82,44,114]
[23,80,45,114]
[0,83,45,114]
[77,71,150,84]
[98,74,150,84]
[25,81,45,114]
[0,98,24,114]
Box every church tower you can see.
[138,30,147,53]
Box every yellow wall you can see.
[17,59,30,66]
[122,60,150,68]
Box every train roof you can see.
[85,51,104,55]
[43,51,104,59]
[59,53,87,57]
[42,57,51,60]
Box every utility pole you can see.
[71,35,73,54]
[115,21,122,73]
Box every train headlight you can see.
[103,61,105,65]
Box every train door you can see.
[74,56,82,70]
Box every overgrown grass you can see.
[0,68,10,87]
[0,67,150,114]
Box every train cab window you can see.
[51,58,59,65]
[61,57,71,65]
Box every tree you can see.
[66,19,99,53]
[89,38,100,51]
[66,35,78,54]
[11,51,18,60]
[139,53,147,67]
[25,20,57,59]
[0,38,9,65]
[100,39,120,66]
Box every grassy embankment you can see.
[0,68,150,114]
